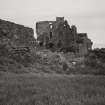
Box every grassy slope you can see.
[0,72,105,105]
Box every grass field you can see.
[0,72,105,105]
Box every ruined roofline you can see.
[0,18,33,30]
[36,17,65,24]
[36,21,55,24]
[78,33,87,37]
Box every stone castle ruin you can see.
[0,17,93,57]
[1,17,104,75]
[36,17,93,56]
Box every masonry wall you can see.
[0,19,36,47]
[36,17,93,56]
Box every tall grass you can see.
[0,73,105,105]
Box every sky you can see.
[0,0,105,48]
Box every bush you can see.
[84,51,105,75]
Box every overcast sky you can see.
[0,0,105,48]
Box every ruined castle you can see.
[36,17,93,56]
[0,17,92,57]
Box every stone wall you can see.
[36,17,93,56]
[0,19,36,48]
[36,17,74,48]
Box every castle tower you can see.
[56,17,64,24]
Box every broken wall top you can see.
[0,19,36,47]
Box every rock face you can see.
[0,19,36,48]
[36,17,93,56]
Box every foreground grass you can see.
[0,72,105,105]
